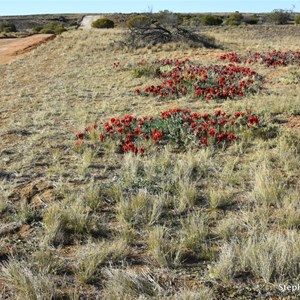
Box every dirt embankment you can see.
[0,34,55,65]
[78,15,104,29]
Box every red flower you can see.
[193,112,200,119]
[215,109,222,117]
[99,134,104,142]
[201,137,208,145]
[228,133,235,141]
[217,132,228,142]
[117,127,125,134]
[134,127,142,136]
[209,128,216,137]
[152,129,163,141]
[125,133,133,142]
[76,132,84,139]
[218,119,227,125]
[248,115,259,125]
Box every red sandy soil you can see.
[284,115,300,130]
[0,34,55,65]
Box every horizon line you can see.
[2,11,300,17]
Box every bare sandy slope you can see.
[0,34,55,65]
[79,15,104,29]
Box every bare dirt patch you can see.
[0,34,55,65]
[284,115,300,130]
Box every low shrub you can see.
[182,16,200,26]
[295,14,300,24]
[200,15,223,26]
[92,18,114,29]
[34,23,66,34]
[225,11,243,26]
[127,15,152,29]
[243,14,259,25]
[33,25,43,33]
[0,21,17,33]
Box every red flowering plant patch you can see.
[75,108,261,155]
[220,50,300,68]
[135,58,264,101]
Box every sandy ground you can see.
[0,34,55,65]
[78,15,104,29]
[0,15,104,65]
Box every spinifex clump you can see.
[220,50,300,67]
[135,58,264,100]
[76,108,260,155]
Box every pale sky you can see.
[1,0,299,16]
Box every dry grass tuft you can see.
[103,266,164,299]
[1,258,56,300]
[75,239,128,283]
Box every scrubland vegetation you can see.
[0,18,300,299]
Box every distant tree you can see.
[225,11,243,26]
[267,9,292,24]
[156,10,182,27]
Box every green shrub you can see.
[200,15,223,26]
[39,28,54,34]
[267,9,291,24]
[0,21,17,33]
[225,11,243,26]
[35,23,66,34]
[33,25,43,33]
[243,14,259,25]
[295,14,300,24]
[92,18,114,29]
[127,15,152,29]
[184,16,200,26]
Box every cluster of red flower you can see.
[135,59,263,100]
[76,108,260,155]
[220,50,300,67]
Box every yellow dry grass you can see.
[0,25,299,299]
